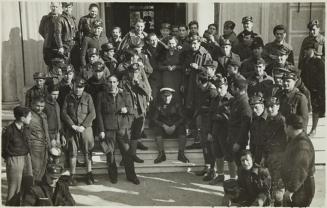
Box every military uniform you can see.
[78,14,103,43]
[44,94,62,145]
[298,34,325,70]
[247,71,274,98]
[25,72,48,108]
[263,41,294,65]
[80,34,108,66]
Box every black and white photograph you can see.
[0,0,326,206]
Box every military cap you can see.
[251,37,264,49]
[92,20,103,28]
[74,77,86,87]
[219,38,232,46]
[254,58,266,65]
[272,67,287,78]
[286,114,305,129]
[33,72,47,79]
[214,73,228,87]
[249,92,264,105]
[51,58,66,68]
[46,164,64,178]
[101,43,115,51]
[224,20,236,29]
[160,87,175,96]
[282,71,297,80]
[275,45,291,56]
[13,106,30,119]
[242,16,253,23]
[190,35,202,42]
[130,36,144,48]
[203,60,218,68]
[161,23,171,30]
[265,96,280,106]
[307,19,320,29]
[228,58,241,68]
[62,64,74,74]
[87,48,99,56]
[92,61,105,72]
[62,2,73,7]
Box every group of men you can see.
[2,1,324,206]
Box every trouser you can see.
[284,176,315,207]
[5,154,33,206]
[29,141,48,182]
[105,129,137,179]
[198,114,215,167]
[154,125,187,152]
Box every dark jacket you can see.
[240,56,260,78]
[247,72,274,98]
[30,110,50,147]
[54,12,77,48]
[39,13,61,49]
[281,131,315,206]
[44,95,62,135]
[57,80,73,108]
[263,40,294,65]
[295,78,312,113]
[25,85,48,108]
[216,52,241,77]
[80,34,108,66]
[96,88,135,131]
[228,93,252,147]
[22,175,75,206]
[2,122,30,160]
[209,92,233,133]
[78,14,103,43]
[250,110,268,164]
[152,98,184,127]
[298,34,325,70]
[237,165,271,206]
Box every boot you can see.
[203,168,216,181]
[196,166,209,176]
[130,140,144,163]
[86,172,94,185]
[137,141,148,150]
[124,151,140,185]
[178,151,189,163]
[209,174,225,185]
[154,151,166,164]
[70,174,77,186]
[107,154,118,184]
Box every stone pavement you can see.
[1,167,326,206]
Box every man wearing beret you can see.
[208,75,236,185]
[96,74,140,185]
[263,24,294,65]
[39,2,62,66]
[276,70,309,131]
[54,2,77,64]
[25,72,48,108]
[240,37,265,78]
[152,88,189,164]
[246,58,274,98]
[62,77,96,185]
[80,20,108,66]
[281,114,315,207]
[298,19,325,70]
[216,38,241,77]
[300,41,325,137]
[2,106,33,206]
[262,97,287,206]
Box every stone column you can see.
[1,2,22,110]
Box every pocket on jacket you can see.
[80,102,89,114]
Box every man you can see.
[246,58,274,98]
[2,106,33,206]
[301,41,325,137]
[249,93,268,165]
[298,19,325,70]
[121,62,151,163]
[39,2,62,66]
[202,24,219,57]
[208,75,236,185]
[118,19,147,51]
[171,25,179,37]
[46,58,66,86]
[263,24,294,65]
[226,59,246,93]
[177,24,191,51]
[229,78,252,167]
[96,75,140,185]
[222,150,271,206]
[25,72,48,108]
[109,26,122,50]
[188,21,200,37]
[265,44,292,76]
[152,88,189,164]
[236,16,260,42]
[216,38,241,76]
[277,71,309,131]
[263,97,287,206]
[22,164,75,206]
[100,43,118,74]
[240,37,264,78]
[54,2,77,64]
[29,97,50,182]
[62,77,96,185]
[233,30,255,61]
[281,114,315,207]
[80,20,108,66]
[80,48,110,80]
[217,21,238,48]
[159,22,171,42]
[57,64,74,108]
[129,36,153,77]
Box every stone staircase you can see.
[1,110,326,175]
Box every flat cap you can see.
[203,60,218,68]
[92,20,103,28]
[224,20,236,29]
[74,77,86,87]
[219,38,231,46]
[51,58,66,68]
[130,36,144,48]
[87,47,99,56]
[33,72,47,79]
[282,71,297,80]
[254,58,266,65]
[242,16,253,23]
[286,114,305,129]
[265,96,280,106]
[160,87,175,96]
[101,43,115,51]
[161,23,171,30]
[275,45,291,56]
[307,19,320,29]
[249,92,264,105]
[62,2,73,7]
[92,61,105,72]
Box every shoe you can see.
[108,166,118,184]
[86,172,94,185]
[141,131,147,138]
[76,160,86,167]
[133,155,144,163]
[203,169,215,181]
[209,175,225,185]
[89,171,95,184]
[69,175,77,186]
[127,177,140,185]
[154,151,166,164]
[308,129,316,137]
[185,142,201,150]
[195,167,208,176]
[177,152,189,163]
[137,142,148,150]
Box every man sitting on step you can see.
[152,88,189,163]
